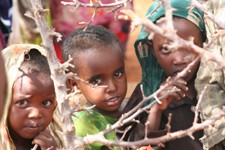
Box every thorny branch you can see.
[61,0,132,26]
[61,0,130,9]
[119,11,225,69]
[119,0,225,69]
[29,0,225,149]
[28,0,78,149]
[79,88,222,149]
[80,56,208,149]
[82,107,225,149]
[190,0,225,30]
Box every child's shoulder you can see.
[73,109,117,138]
[73,109,117,127]
[122,83,143,114]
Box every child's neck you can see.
[86,101,124,118]
[185,79,197,100]
[93,107,122,118]
[9,127,35,150]
[13,137,34,150]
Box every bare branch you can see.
[118,9,225,68]
[61,0,130,9]
[83,107,225,149]
[29,0,225,149]
[190,0,225,29]
[29,0,79,149]
[61,0,131,26]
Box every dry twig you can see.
[29,0,78,149]
[28,0,225,149]
[61,0,131,26]
[118,8,225,68]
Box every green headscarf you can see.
[134,0,206,102]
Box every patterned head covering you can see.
[134,0,206,101]
[0,44,63,149]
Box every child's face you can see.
[152,18,203,81]
[75,46,127,112]
[8,70,56,139]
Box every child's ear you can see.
[66,77,79,93]
[151,48,156,57]
[147,40,156,57]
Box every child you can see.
[121,0,206,149]
[62,25,127,149]
[0,44,63,150]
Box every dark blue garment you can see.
[0,0,12,48]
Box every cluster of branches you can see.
[28,0,225,149]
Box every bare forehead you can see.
[74,44,123,57]
[72,46,124,70]
[155,17,202,40]
[18,66,52,84]
[157,17,200,33]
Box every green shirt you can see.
[73,109,120,150]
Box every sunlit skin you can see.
[148,17,204,131]
[8,69,57,150]
[152,17,203,101]
[74,46,127,117]
[153,18,203,81]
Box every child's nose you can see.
[28,107,42,119]
[106,80,117,93]
[173,50,188,65]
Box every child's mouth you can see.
[27,126,40,132]
[25,123,42,134]
[106,96,120,106]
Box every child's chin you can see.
[23,128,43,139]
[22,134,38,140]
[102,106,119,113]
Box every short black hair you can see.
[62,25,124,72]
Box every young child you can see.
[62,25,127,149]
[0,44,63,150]
[121,0,206,149]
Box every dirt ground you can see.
[124,1,152,98]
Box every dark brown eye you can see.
[89,78,102,85]
[43,99,52,106]
[114,71,123,78]
[159,45,170,54]
[16,100,28,107]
